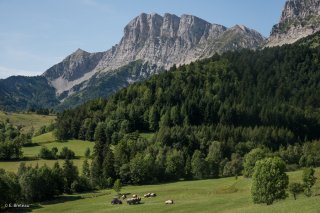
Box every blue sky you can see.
[0,0,286,79]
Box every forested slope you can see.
[54,32,320,185]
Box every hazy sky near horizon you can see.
[0,0,286,79]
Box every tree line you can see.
[0,159,92,209]
[0,120,32,160]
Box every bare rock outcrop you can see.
[267,0,320,47]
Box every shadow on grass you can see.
[23,143,40,147]
[0,157,39,162]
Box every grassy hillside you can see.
[0,132,93,173]
[25,132,94,158]
[30,169,320,213]
[0,75,58,111]
[0,111,56,133]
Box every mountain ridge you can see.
[5,0,320,111]
[43,13,265,98]
[267,0,320,46]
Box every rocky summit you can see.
[267,0,320,46]
[43,13,265,98]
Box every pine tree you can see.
[102,146,115,180]
[63,159,79,193]
[82,159,90,177]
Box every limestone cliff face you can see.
[43,13,265,96]
[43,49,104,94]
[97,14,264,71]
[267,0,320,46]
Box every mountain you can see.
[267,0,320,46]
[55,60,158,111]
[0,13,266,111]
[0,76,58,111]
[42,13,264,109]
[43,49,105,95]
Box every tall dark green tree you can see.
[82,159,90,177]
[102,146,115,181]
[206,141,223,178]
[191,150,208,179]
[165,149,185,180]
[62,160,79,193]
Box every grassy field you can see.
[1,129,319,212]
[32,132,57,144]
[24,132,95,158]
[0,111,56,133]
[0,132,94,173]
[28,168,320,213]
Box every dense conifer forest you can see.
[52,33,320,185]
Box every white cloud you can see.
[0,66,42,79]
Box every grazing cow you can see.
[144,192,157,198]
[165,200,174,204]
[132,194,138,198]
[111,198,122,205]
[121,194,127,199]
[144,193,151,198]
[127,197,141,205]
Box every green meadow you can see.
[0,115,318,213]
[0,132,94,173]
[28,168,320,213]
[0,111,56,133]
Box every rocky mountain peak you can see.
[267,0,320,46]
[73,48,87,54]
[67,48,90,63]
[43,49,104,94]
[233,25,249,32]
[43,13,265,98]
[282,0,320,18]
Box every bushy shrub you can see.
[59,147,76,159]
[38,147,58,159]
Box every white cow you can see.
[165,200,174,204]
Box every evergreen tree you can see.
[165,149,184,180]
[63,159,79,193]
[191,150,207,179]
[52,162,64,194]
[206,141,223,178]
[102,146,115,181]
[82,159,90,177]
